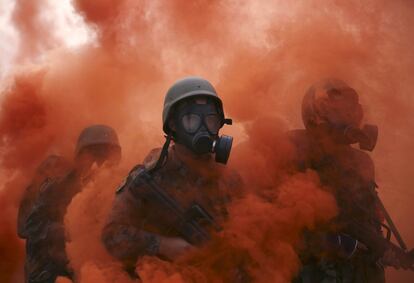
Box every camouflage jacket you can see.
[17,155,72,239]
[102,146,241,266]
[288,129,386,260]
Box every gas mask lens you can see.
[181,113,222,134]
[205,114,221,134]
[182,114,201,133]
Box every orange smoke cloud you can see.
[64,168,136,283]
[11,0,59,61]
[0,70,49,170]
[162,0,225,41]
[73,0,129,47]
[0,69,49,283]
[131,116,338,283]
[1,0,414,282]
[0,2,162,281]
[73,0,126,25]
[222,172,337,282]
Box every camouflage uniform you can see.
[290,79,385,283]
[102,146,240,275]
[18,125,121,283]
[102,77,242,280]
[290,129,385,283]
[23,170,82,283]
[18,155,74,283]
[18,155,72,239]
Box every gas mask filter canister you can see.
[344,124,378,151]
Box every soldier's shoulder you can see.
[28,155,73,195]
[36,154,72,177]
[143,147,162,171]
[115,147,165,195]
[116,164,146,194]
[348,147,375,177]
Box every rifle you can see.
[371,183,406,250]
[346,183,414,270]
[133,169,222,246]
[370,183,414,270]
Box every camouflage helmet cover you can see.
[162,76,223,133]
[75,124,120,156]
[302,78,363,129]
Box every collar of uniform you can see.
[169,146,211,186]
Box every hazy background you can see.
[0,0,413,282]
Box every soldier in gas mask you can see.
[102,77,246,281]
[18,124,121,283]
[289,79,413,283]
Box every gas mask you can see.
[172,99,233,164]
[76,144,122,174]
[344,124,378,151]
[318,123,378,151]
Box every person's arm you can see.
[102,175,193,263]
[102,182,161,261]
[18,155,72,239]
[17,184,38,238]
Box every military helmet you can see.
[302,78,363,129]
[162,76,223,133]
[75,124,120,156]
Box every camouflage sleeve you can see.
[24,176,65,236]
[102,168,161,263]
[17,183,39,238]
[17,155,72,239]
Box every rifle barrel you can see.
[375,192,407,250]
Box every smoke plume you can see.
[0,0,413,282]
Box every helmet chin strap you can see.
[152,134,172,171]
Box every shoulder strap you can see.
[116,165,146,194]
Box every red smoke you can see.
[64,168,135,283]
[11,0,58,61]
[1,0,414,282]
[0,70,49,170]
